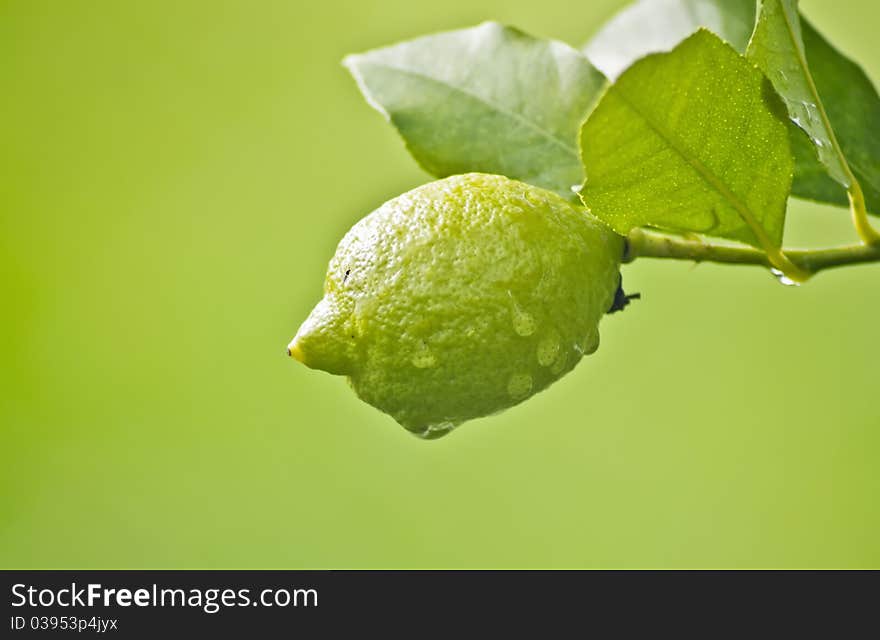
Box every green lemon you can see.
[288,173,624,438]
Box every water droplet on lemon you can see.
[536,334,560,367]
[549,351,568,375]
[507,373,533,399]
[513,310,537,337]
[411,344,437,369]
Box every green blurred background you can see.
[1,0,878,568]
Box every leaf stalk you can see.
[848,180,880,246]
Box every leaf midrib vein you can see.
[775,1,854,187]
[610,84,777,251]
[366,62,580,160]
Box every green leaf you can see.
[747,0,850,189]
[584,0,880,215]
[796,19,880,214]
[344,22,607,196]
[579,30,792,250]
[583,0,756,81]
[789,123,848,207]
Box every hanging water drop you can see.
[770,268,800,287]
[409,421,457,440]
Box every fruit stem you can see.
[625,227,880,277]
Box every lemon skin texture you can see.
[289,173,624,438]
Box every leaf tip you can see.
[340,53,360,72]
[340,54,393,124]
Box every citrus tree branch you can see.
[625,227,880,277]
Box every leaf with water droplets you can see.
[583,0,880,215]
[579,30,792,250]
[787,18,880,214]
[344,22,607,197]
[747,1,849,188]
